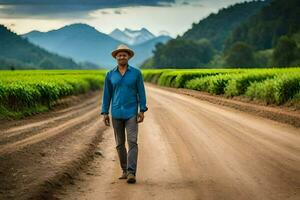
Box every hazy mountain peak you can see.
[109,27,156,45]
[20,23,172,68]
[110,28,123,35]
[23,23,98,36]
[59,23,98,33]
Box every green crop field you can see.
[142,68,300,106]
[0,70,106,119]
[1,68,300,119]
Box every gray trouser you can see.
[112,115,138,176]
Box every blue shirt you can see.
[100,65,148,119]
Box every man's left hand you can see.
[137,112,144,123]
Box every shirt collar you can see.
[113,65,132,72]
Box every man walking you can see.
[100,44,148,184]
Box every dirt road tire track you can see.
[1,84,299,200]
[0,90,107,200]
[53,84,300,200]
[146,83,300,127]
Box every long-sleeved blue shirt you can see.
[100,64,148,119]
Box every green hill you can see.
[0,25,80,70]
[225,0,300,50]
[142,0,300,68]
[181,0,270,51]
[142,0,271,68]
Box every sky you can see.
[0,0,251,37]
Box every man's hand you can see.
[103,114,110,126]
[137,112,145,123]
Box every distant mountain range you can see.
[0,24,81,70]
[22,23,172,68]
[109,28,156,45]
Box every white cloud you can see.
[0,0,251,37]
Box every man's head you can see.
[115,51,130,66]
[111,44,134,66]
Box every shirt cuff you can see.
[140,106,148,112]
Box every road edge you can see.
[29,125,108,200]
[146,83,300,128]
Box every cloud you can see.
[114,9,126,15]
[0,0,173,5]
[101,10,109,15]
[0,0,174,18]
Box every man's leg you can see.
[111,118,127,173]
[125,115,138,176]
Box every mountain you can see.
[22,23,172,68]
[109,28,156,45]
[141,0,272,68]
[225,0,300,50]
[129,35,172,66]
[22,23,120,68]
[181,0,271,51]
[0,24,80,70]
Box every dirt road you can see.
[54,84,300,200]
[0,91,106,199]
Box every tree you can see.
[225,41,256,68]
[225,0,300,50]
[272,35,297,67]
[151,38,215,68]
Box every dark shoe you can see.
[127,173,136,184]
[118,172,127,179]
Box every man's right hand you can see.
[103,114,110,126]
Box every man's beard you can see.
[118,60,128,66]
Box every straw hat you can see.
[111,44,134,59]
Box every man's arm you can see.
[137,70,148,113]
[101,71,112,115]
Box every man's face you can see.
[116,51,130,66]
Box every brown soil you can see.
[146,83,300,127]
[52,84,300,200]
[0,90,107,200]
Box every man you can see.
[100,44,148,184]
